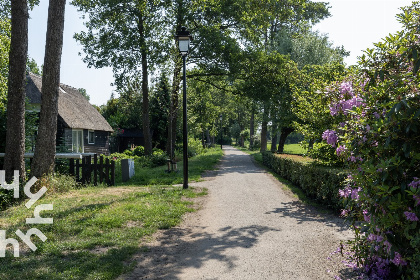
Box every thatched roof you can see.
[26,73,113,132]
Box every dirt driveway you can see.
[119,146,356,279]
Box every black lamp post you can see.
[175,27,192,189]
[220,114,223,150]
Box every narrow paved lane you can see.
[121,146,355,279]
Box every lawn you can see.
[266,143,306,155]
[122,148,223,185]
[0,148,223,280]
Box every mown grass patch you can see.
[266,143,306,155]
[123,148,223,186]
[0,185,206,280]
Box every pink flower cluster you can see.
[329,81,364,116]
[322,129,338,147]
[339,186,361,200]
[408,178,420,188]
[336,145,347,156]
[404,211,419,222]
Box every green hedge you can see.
[262,152,347,210]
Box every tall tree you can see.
[150,73,170,150]
[73,0,170,155]
[3,0,29,181]
[31,0,66,178]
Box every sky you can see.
[28,0,414,106]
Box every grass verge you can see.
[117,148,223,185]
[0,149,222,280]
[0,186,207,280]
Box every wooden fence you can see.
[69,154,115,186]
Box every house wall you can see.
[83,129,111,155]
[57,117,72,152]
[56,118,111,155]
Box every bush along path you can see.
[120,146,356,280]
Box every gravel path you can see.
[120,146,356,280]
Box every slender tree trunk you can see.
[249,104,255,148]
[138,14,152,156]
[166,0,185,159]
[206,129,210,144]
[260,103,269,152]
[167,56,182,159]
[271,123,277,153]
[308,138,314,151]
[4,0,28,182]
[31,0,66,178]
[277,127,294,154]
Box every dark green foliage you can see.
[306,142,344,167]
[150,73,170,150]
[285,132,304,144]
[132,146,145,157]
[150,148,167,167]
[262,152,346,210]
[0,189,14,210]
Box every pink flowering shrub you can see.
[322,4,420,279]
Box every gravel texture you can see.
[119,146,357,280]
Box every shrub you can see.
[36,172,80,194]
[123,149,133,156]
[132,146,145,157]
[249,135,261,150]
[319,5,420,278]
[0,189,15,210]
[262,152,346,210]
[306,142,343,166]
[187,138,205,158]
[150,148,168,167]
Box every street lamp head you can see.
[175,27,193,56]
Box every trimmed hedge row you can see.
[262,152,347,210]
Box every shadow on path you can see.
[122,225,280,279]
[266,201,351,233]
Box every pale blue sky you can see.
[28,1,414,106]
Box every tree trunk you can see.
[260,103,269,152]
[166,0,185,159]
[206,129,210,144]
[249,104,255,148]
[4,0,28,182]
[138,14,152,156]
[167,56,182,159]
[308,138,314,151]
[277,127,294,154]
[271,123,278,153]
[31,0,66,178]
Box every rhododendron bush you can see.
[322,3,420,279]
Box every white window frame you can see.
[72,129,84,153]
[88,130,95,144]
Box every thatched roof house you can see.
[26,73,113,155]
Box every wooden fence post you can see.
[100,156,104,184]
[94,154,98,186]
[110,160,115,186]
[105,158,110,185]
[75,159,80,182]
[86,155,91,184]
